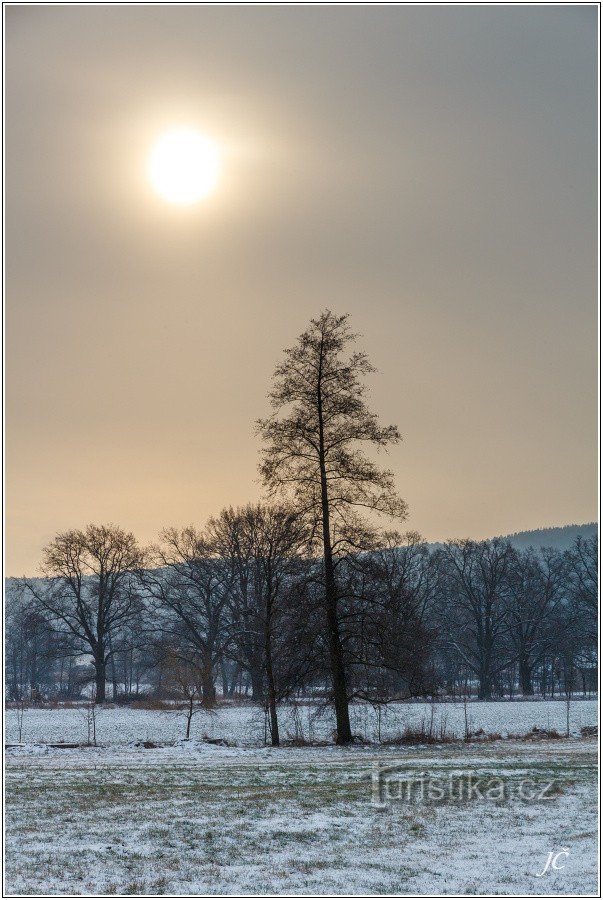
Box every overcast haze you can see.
[6,5,598,575]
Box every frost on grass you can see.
[5,739,597,895]
[5,699,598,747]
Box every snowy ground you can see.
[5,736,598,895]
[5,698,598,747]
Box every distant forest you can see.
[499,523,598,553]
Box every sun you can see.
[148,130,221,205]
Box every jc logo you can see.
[535,848,570,877]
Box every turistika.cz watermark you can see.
[370,763,558,808]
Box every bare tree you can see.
[252,510,316,746]
[505,548,565,695]
[5,584,70,701]
[257,311,407,743]
[23,524,146,702]
[207,503,314,744]
[142,527,230,708]
[207,507,265,702]
[369,531,441,630]
[159,652,206,739]
[345,531,440,703]
[565,534,598,644]
[440,539,515,700]
[15,700,26,742]
[81,698,101,746]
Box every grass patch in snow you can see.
[5,738,597,895]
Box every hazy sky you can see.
[6,5,598,575]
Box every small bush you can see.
[467,728,503,742]
[581,725,597,737]
[384,726,456,746]
[519,727,563,740]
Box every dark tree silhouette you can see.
[440,538,515,700]
[505,548,565,695]
[257,310,407,743]
[23,524,145,702]
[141,526,231,708]
[565,534,598,644]
[208,503,308,745]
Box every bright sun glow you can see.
[148,130,221,204]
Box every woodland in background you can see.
[6,526,597,743]
[5,313,598,745]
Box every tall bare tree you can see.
[257,310,407,743]
[23,524,145,702]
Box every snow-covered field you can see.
[5,736,598,895]
[5,702,599,894]
[5,698,598,747]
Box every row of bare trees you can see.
[5,311,598,744]
[436,535,597,700]
[6,523,597,739]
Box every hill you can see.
[494,522,597,552]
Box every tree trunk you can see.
[316,347,352,745]
[519,657,533,696]
[94,659,106,703]
[324,568,352,743]
[320,497,352,743]
[267,696,279,746]
[106,631,119,701]
[186,695,194,739]
[477,666,492,701]
[264,621,280,747]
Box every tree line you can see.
[6,312,598,745]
